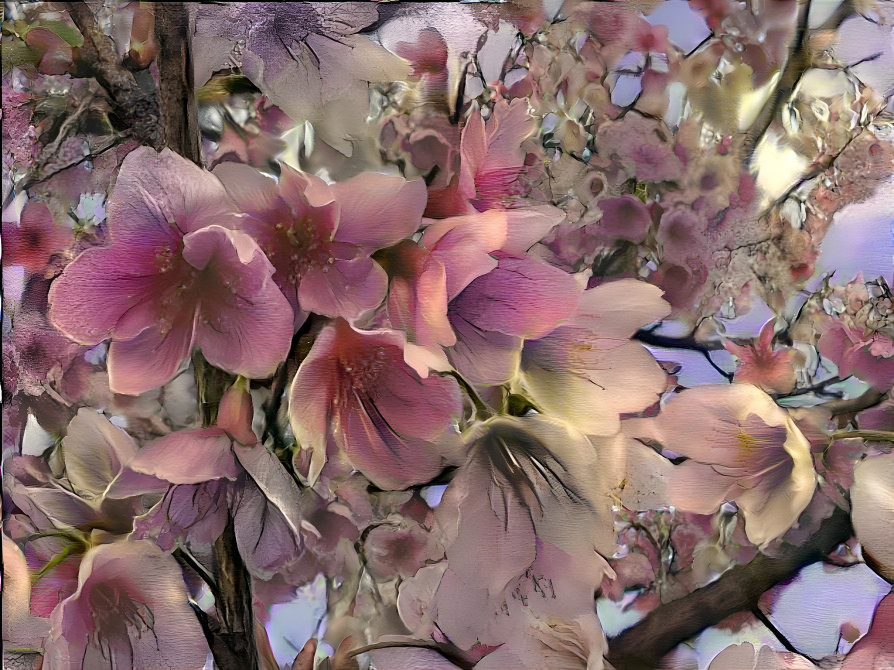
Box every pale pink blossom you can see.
[429,417,618,651]
[42,541,211,670]
[850,452,894,582]
[625,384,816,547]
[518,279,671,436]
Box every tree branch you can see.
[66,2,161,149]
[823,388,887,419]
[606,505,853,669]
[741,0,812,163]
[633,329,734,382]
[154,2,202,165]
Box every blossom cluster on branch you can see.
[2,1,893,669]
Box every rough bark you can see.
[606,506,853,669]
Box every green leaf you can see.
[40,20,84,47]
[1,37,40,75]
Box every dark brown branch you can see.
[606,505,852,669]
[741,0,861,164]
[154,3,202,165]
[822,388,887,419]
[210,517,259,670]
[752,607,818,663]
[632,329,734,382]
[66,2,161,149]
[741,0,812,163]
[154,3,253,665]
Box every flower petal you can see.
[183,227,294,379]
[128,428,240,484]
[43,541,210,670]
[331,173,427,250]
[451,255,578,339]
[298,256,388,320]
[107,315,195,396]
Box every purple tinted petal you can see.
[448,310,523,386]
[451,255,577,339]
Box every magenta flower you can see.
[216,162,428,325]
[2,201,72,273]
[289,319,464,490]
[48,147,294,396]
[42,541,211,670]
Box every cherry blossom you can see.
[427,98,538,218]
[48,147,294,395]
[42,541,211,670]
[518,278,670,436]
[850,453,894,583]
[2,200,71,273]
[624,384,816,547]
[289,319,464,490]
[725,319,797,394]
[216,162,427,325]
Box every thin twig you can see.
[752,607,819,663]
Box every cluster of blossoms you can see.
[3,1,894,670]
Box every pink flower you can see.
[725,320,797,394]
[216,162,427,325]
[48,147,294,396]
[427,99,538,218]
[850,453,894,582]
[817,321,894,389]
[429,417,617,652]
[518,279,671,436]
[625,384,816,547]
[289,319,464,490]
[42,541,210,670]
[377,240,456,350]
[447,254,579,386]
[363,519,443,580]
